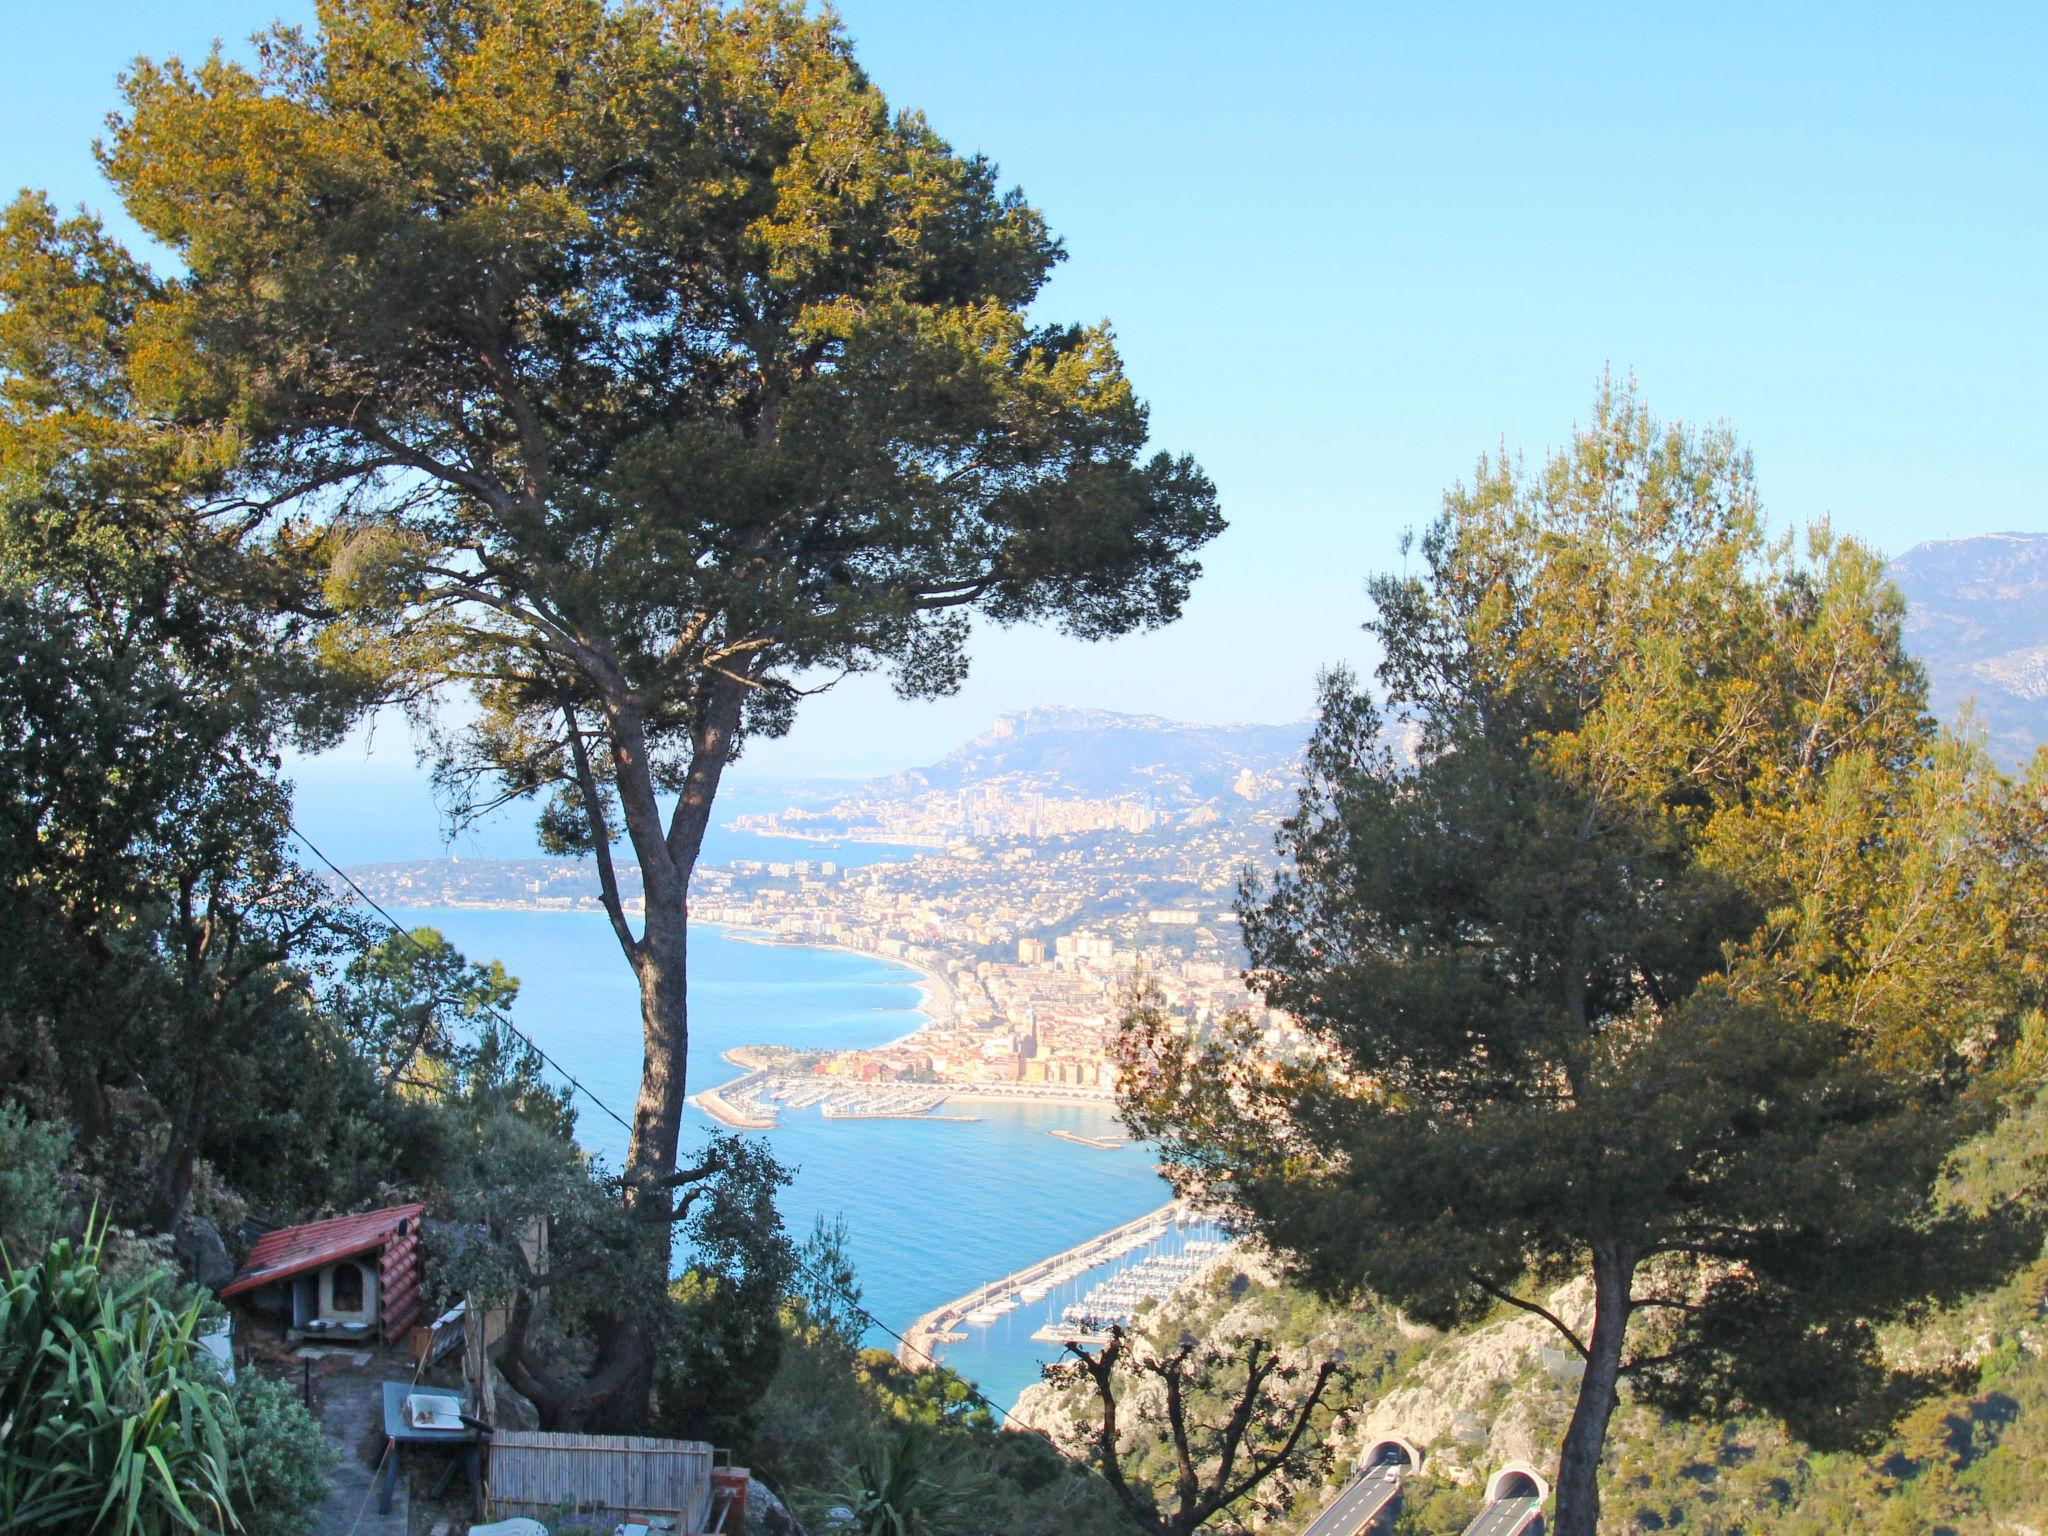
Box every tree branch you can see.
[1475,1275,1590,1360]
[563,699,641,960]
[1213,1358,1341,1513]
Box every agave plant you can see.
[0,1215,242,1534]
[821,1424,990,1536]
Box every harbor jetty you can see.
[898,1202,1202,1370]
[1047,1129,1126,1150]
[694,1069,777,1129]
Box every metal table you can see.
[378,1379,482,1515]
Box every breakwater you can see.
[1047,1129,1126,1150]
[898,1201,1196,1370]
[695,1068,777,1129]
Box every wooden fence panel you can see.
[488,1430,714,1530]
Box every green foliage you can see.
[796,1213,869,1356]
[0,379,378,1233]
[0,181,386,1227]
[0,1103,71,1257]
[1121,380,2048,1534]
[65,13,1224,1395]
[815,1423,992,1536]
[1032,1178,2048,1536]
[652,1135,800,1448]
[749,1299,1130,1535]
[336,928,522,1096]
[224,1373,334,1536]
[0,1219,240,1535]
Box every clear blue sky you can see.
[6,1,2045,789]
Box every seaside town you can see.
[341,738,1319,1105]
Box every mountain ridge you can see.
[875,707,1316,806]
[1889,529,2048,766]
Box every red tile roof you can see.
[220,1203,427,1298]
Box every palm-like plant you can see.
[0,1216,242,1534]
[822,1424,990,1536]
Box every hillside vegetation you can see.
[1021,1095,2048,1535]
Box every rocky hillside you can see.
[876,706,1317,807]
[1892,531,2048,768]
[1015,1098,2048,1535]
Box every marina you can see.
[1028,1237,1230,1346]
[899,1203,1229,1371]
[695,1072,971,1128]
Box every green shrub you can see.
[0,1218,239,1534]
[226,1372,334,1536]
[0,1103,70,1257]
[814,1423,990,1535]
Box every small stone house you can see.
[220,1202,426,1345]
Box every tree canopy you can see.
[60,4,1222,1424]
[1119,381,2048,1536]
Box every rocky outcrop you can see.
[173,1215,235,1292]
[488,1362,540,1433]
[1017,1252,1588,1520]
[1890,531,2048,766]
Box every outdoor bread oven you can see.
[219,1202,427,1346]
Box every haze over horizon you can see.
[290,528,2048,867]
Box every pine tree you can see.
[1120,381,2048,1535]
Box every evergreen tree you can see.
[1120,382,2048,1536]
[47,0,1221,1419]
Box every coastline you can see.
[366,900,1172,1412]
[713,926,954,1040]
[376,898,956,1038]
[725,825,949,851]
[704,1047,1117,1119]
[383,905,1104,1117]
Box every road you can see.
[1299,1464,1403,1536]
[1461,1493,1542,1536]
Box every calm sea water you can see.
[291,762,916,870]
[383,905,1171,1410]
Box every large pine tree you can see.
[33,0,1223,1423]
[1120,382,2048,1535]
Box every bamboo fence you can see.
[488,1430,713,1529]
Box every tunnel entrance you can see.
[1482,1463,1550,1505]
[1362,1436,1420,1475]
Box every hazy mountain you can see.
[872,705,1315,805]
[1890,531,2048,767]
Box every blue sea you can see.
[382,905,1173,1411]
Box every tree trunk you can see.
[499,1282,654,1432]
[149,1101,201,1232]
[624,880,690,1226]
[1552,1245,1634,1536]
[574,684,741,1429]
[613,680,742,1238]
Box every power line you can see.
[291,825,633,1137]
[287,819,1069,1443]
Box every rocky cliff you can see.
[1891,530,2048,769]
